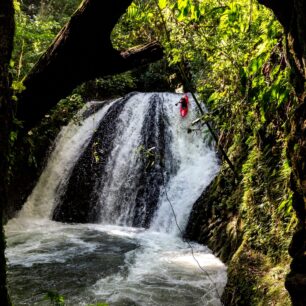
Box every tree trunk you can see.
[16,0,163,131]
[257,1,306,304]
[0,0,15,304]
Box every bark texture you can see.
[258,1,306,304]
[16,0,163,131]
[0,0,15,304]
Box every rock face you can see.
[257,1,306,303]
[185,171,243,263]
[53,96,130,223]
[185,154,293,304]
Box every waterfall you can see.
[16,99,117,220]
[16,92,219,231]
[6,93,227,306]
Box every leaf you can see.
[158,0,167,10]
[277,90,289,107]
[190,4,200,21]
[127,3,138,18]
[248,54,265,76]
[178,0,188,11]
[207,92,222,105]
[177,0,191,21]
[13,0,21,12]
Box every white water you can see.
[150,93,218,234]
[17,100,117,220]
[6,93,227,305]
[98,94,151,225]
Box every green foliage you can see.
[8,1,84,184]
[80,72,136,100]
[12,7,60,79]
[20,0,80,22]
[11,0,80,80]
[136,145,158,169]
[44,291,65,306]
[43,291,108,306]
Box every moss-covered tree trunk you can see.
[258,1,306,304]
[0,0,15,304]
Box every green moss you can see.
[258,265,291,306]
[223,243,291,306]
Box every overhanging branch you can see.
[16,0,164,131]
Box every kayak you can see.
[178,94,189,118]
[180,105,188,117]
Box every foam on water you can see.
[92,229,226,306]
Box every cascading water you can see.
[6,93,227,305]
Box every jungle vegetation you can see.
[0,0,305,305]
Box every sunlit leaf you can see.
[158,0,167,10]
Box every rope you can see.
[159,98,224,305]
[178,67,239,179]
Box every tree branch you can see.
[16,0,164,131]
